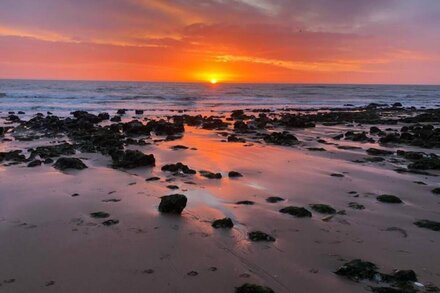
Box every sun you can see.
[210,78,218,84]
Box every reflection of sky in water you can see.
[184,189,236,220]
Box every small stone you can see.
[414,219,440,231]
[102,219,119,226]
[27,160,42,167]
[90,212,110,219]
[170,145,188,150]
[279,206,312,218]
[228,171,243,178]
[248,231,275,242]
[199,170,222,179]
[236,200,254,205]
[431,188,440,194]
[377,195,403,204]
[166,185,179,190]
[146,176,160,181]
[335,259,378,281]
[187,271,198,276]
[212,218,234,229]
[161,162,196,175]
[54,157,87,170]
[391,270,417,282]
[310,204,336,214]
[330,173,344,178]
[71,193,80,197]
[266,196,284,203]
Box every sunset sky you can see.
[0,0,439,84]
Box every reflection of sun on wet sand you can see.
[0,105,439,292]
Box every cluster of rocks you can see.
[335,259,437,292]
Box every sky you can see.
[0,0,439,84]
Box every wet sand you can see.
[0,107,439,292]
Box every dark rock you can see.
[307,147,326,151]
[408,156,440,170]
[377,195,403,204]
[279,206,312,218]
[266,196,284,203]
[263,131,299,146]
[333,134,344,140]
[44,158,54,164]
[199,170,222,179]
[279,114,315,128]
[227,135,246,143]
[102,198,121,202]
[161,162,196,174]
[344,131,373,142]
[158,194,187,214]
[310,204,336,214]
[370,126,382,134]
[235,283,274,293]
[146,176,161,181]
[54,157,87,170]
[234,121,249,132]
[391,270,417,282]
[365,157,385,162]
[90,212,110,218]
[379,133,400,144]
[432,188,440,194]
[122,120,150,135]
[414,219,440,231]
[187,271,198,276]
[111,150,155,169]
[393,102,403,107]
[236,200,254,205]
[201,117,229,130]
[397,150,426,161]
[110,115,122,122]
[117,109,127,115]
[27,160,42,167]
[98,112,110,120]
[29,143,76,159]
[0,150,26,163]
[248,231,275,242]
[212,218,234,229]
[367,148,394,156]
[135,109,144,115]
[147,119,184,135]
[102,219,119,226]
[170,145,188,150]
[228,171,243,178]
[335,259,378,281]
[166,185,179,190]
[330,173,344,177]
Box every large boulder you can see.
[158,194,187,214]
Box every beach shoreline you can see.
[0,104,439,292]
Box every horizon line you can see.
[0,78,439,87]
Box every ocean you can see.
[1,79,439,114]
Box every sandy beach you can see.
[0,105,439,292]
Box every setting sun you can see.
[210,78,218,84]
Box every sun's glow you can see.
[210,78,218,84]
